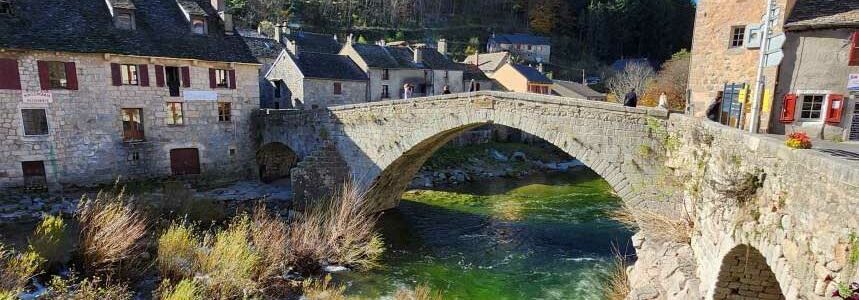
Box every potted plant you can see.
[785,132,812,149]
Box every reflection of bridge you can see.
[257,91,859,299]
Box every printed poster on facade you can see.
[22,91,53,104]
[848,74,859,92]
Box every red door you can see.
[170,148,200,175]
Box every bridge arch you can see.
[256,142,298,183]
[713,244,785,300]
[325,92,671,209]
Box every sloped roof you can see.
[456,63,490,81]
[784,0,859,31]
[511,64,552,84]
[285,31,342,54]
[351,43,457,70]
[489,34,550,46]
[177,0,207,16]
[294,52,367,81]
[0,0,258,63]
[552,80,605,99]
[387,47,424,68]
[240,36,284,61]
[351,43,401,69]
[462,52,510,73]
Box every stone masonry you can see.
[261,90,859,299]
[0,50,260,193]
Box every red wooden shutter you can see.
[780,93,797,123]
[65,62,78,90]
[850,31,859,66]
[139,64,149,86]
[181,66,191,87]
[209,68,216,88]
[110,63,122,86]
[825,94,845,124]
[228,69,236,89]
[37,61,50,90]
[0,59,21,90]
[155,65,165,87]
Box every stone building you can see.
[0,0,260,192]
[265,48,368,108]
[770,0,859,141]
[552,80,606,101]
[457,63,494,92]
[238,28,284,109]
[688,0,797,132]
[487,34,551,63]
[491,63,552,94]
[462,51,510,77]
[340,38,464,101]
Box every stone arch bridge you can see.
[257,91,859,299]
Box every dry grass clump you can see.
[300,274,346,300]
[157,279,202,300]
[610,204,693,244]
[28,214,71,269]
[250,205,290,281]
[394,283,443,300]
[199,215,261,298]
[288,183,384,273]
[76,188,148,277]
[0,246,43,295]
[157,222,200,281]
[47,274,133,300]
[601,248,631,300]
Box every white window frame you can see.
[20,107,50,137]
[729,25,746,49]
[795,90,835,123]
[120,64,139,85]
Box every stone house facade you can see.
[487,34,551,63]
[340,39,464,101]
[265,49,368,108]
[491,63,552,94]
[0,0,260,193]
[688,0,797,132]
[770,1,859,141]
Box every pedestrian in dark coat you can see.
[706,92,724,122]
[623,88,638,107]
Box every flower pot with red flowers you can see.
[785,132,812,149]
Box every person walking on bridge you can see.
[623,88,639,107]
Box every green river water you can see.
[337,169,635,299]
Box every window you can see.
[527,45,532,50]
[0,58,21,90]
[192,18,206,34]
[218,102,231,122]
[214,69,228,88]
[730,26,746,48]
[21,109,48,136]
[333,82,342,95]
[128,151,141,162]
[21,161,47,189]
[116,12,133,30]
[0,0,12,15]
[121,108,144,142]
[120,64,139,85]
[381,85,390,99]
[46,61,68,89]
[382,69,390,80]
[800,95,825,120]
[273,80,282,98]
[166,102,184,125]
[850,31,859,66]
[229,148,236,157]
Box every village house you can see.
[491,63,553,95]
[771,0,859,141]
[0,0,260,192]
[238,28,284,109]
[265,45,368,108]
[688,0,796,132]
[340,38,464,101]
[487,34,551,63]
[462,51,511,78]
[552,80,606,101]
[457,63,494,92]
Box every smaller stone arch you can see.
[256,142,298,183]
[714,244,785,300]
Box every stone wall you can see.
[0,50,260,193]
[714,244,785,300]
[303,78,368,108]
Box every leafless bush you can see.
[251,205,290,281]
[394,283,444,300]
[607,61,655,102]
[610,204,693,244]
[76,188,149,278]
[601,247,631,300]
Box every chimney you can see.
[346,33,354,45]
[413,47,423,64]
[377,39,385,46]
[437,39,447,55]
[211,0,225,11]
[275,24,283,44]
[220,12,234,34]
[288,40,299,58]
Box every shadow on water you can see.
[425,166,600,197]
[338,169,635,300]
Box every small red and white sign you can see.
[22,91,53,104]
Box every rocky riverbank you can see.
[409,142,585,188]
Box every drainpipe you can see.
[749,0,776,133]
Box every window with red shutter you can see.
[64,62,77,90]
[0,58,21,90]
[209,68,216,88]
[850,31,859,66]
[780,93,797,123]
[139,64,149,86]
[38,61,76,90]
[155,65,165,87]
[181,66,191,87]
[110,63,122,86]
[228,70,236,89]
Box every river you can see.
[336,169,635,299]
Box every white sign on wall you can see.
[22,91,53,104]
[848,74,859,91]
[183,90,218,101]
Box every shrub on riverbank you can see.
[76,188,148,278]
[394,283,443,300]
[610,204,692,244]
[0,246,42,296]
[601,249,631,300]
[156,222,200,281]
[28,214,70,269]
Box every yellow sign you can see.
[762,88,773,113]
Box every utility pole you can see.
[749,0,776,133]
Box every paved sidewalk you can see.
[763,134,859,163]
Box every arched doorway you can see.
[256,142,298,183]
[714,244,785,299]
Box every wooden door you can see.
[21,161,47,188]
[170,148,200,175]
